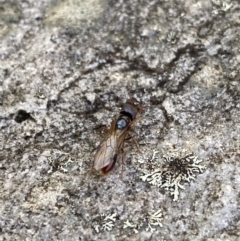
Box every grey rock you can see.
[0,0,239,240]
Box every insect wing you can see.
[94,132,118,171]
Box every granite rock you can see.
[0,0,239,240]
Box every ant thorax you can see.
[116,115,131,130]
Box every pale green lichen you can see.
[146,209,163,232]
[140,169,163,187]
[140,153,206,201]
[102,213,117,231]
[123,219,140,234]
[92,209,164,234]
[123,209,163,234]
[92,223,101,233]
[45,152,74,173]
[92,212,117,233]
[212,0,233,15]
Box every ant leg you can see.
[124,135,142,153]
[88,160,95,177]
[97,121,115,136]
[131,136,142,153]
[120,148,125,180]
[124,136,132,141]
[99,126,108,132]
[96,126,108,136]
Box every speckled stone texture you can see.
[0,0,239,240]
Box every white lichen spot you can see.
[140,169,163,187]
[45,152,75,174]
[123,219,136,229]
[136,149,159,165]
[140,152,206,201]
[150,150,159,162]
[123,219,139,234]
[65,157,74,165]
[59,166,68,173]
[35,88,47,99]
[93,212,117,232]
[146,209,163,232]
[46,156,54,173]
[212,0,233,15]
[101,213,116,231]
[92,223,100,233]
[123,209,163,234]
[102,220,115,231]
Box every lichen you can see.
[123,219,140,234]
[44,151,74,173]
[102,213,117,231]
[123,209,163,234]
[146,209,163,232]
[212,0,233,15]
[92,212,117,233]
[140,153,206,201]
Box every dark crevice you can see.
[14,110,32,123]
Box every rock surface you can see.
[0,0,239,240]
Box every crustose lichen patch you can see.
[42,150,75,174]
[123,219,142,234]
[140,153,206,201]
[92,212,117,233]
[123,209,163,234]
[146,209,163,233]
[91,209,164,234]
